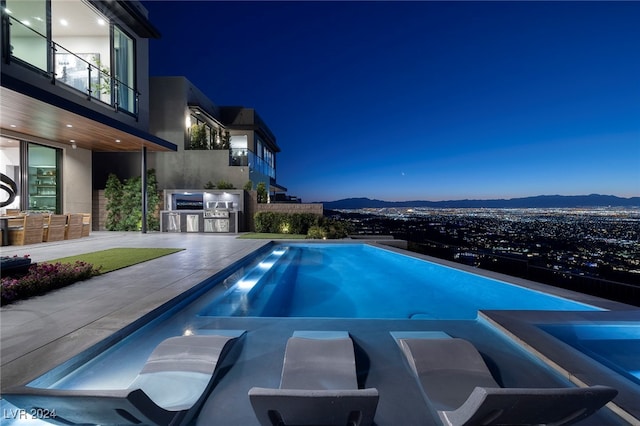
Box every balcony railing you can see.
[2,14,139,116]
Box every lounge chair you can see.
[392,332,618,426]
[3,331,246,426]
[249,331,379,426]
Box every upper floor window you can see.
[5,0,48,70]
[3,0,138,116]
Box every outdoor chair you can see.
[249,331,379,426]
[43,214,67,242]
[392,332,618,426]
[8,214,44,245]
[65,213,83,239]
[81,212,91,237]
[3,331,246,426]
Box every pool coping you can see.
[480,309,640,424]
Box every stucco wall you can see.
[63,146,92,214]
[151,150,250,190]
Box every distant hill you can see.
[320,194,640,209]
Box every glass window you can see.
[51,0,110,100]
[5,0,47,70]
[0,138,21,211]
[230,135,248,166]
[28,143,60,213]
[114,26,135,113]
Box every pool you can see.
[539,323,640,385]
[199,244,601,319]
[2,242,610,425]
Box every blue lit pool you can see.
[540,323,640,385]
[199,244,601,319]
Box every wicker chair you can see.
[43,214,68,242]
[81,213,91,237]
[65,214,83,240]
[8,214,45,245]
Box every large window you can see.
[252,135,276,179]
[51,0,111,102]
[114,27,135,113]
[230,135,248,166]
[28,143,61,213]
[3,0,138,115]
[5,0,48,70]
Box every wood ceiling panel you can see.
[0,87,174,152]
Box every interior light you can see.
[97,18,106,26]
[21,20,31,26]
[10,124,16,128]
[115,139,121,143]
[60,19,68,26]
[66,124,73,128]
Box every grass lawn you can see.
[48,248,184,273]
[237,233,308,239]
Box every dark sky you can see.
[144,1,640,202]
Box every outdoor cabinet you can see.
[160,190,243,234]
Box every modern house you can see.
[146,76,287,197]
[0,0,176,220]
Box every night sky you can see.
[143,1,640,202]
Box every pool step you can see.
[198,247,295,317]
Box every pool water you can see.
[540,323,640,385]
[199,244,600,319]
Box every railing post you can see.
[49,41,57,84]
[114,80,119,111]
[1,10,10,65]
[87,63,94,100]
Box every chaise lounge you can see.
[392,332,617,426]
[3,331,246,426]
[249,331,379,426]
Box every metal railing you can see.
[3,14,139,116]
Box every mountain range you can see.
[320,194,640,210]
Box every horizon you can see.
[145,1,640,203]
[318,193,640,204]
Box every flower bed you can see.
[1,258,101,305]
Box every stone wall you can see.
[93,190,107,231]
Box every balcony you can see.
[2,14,138,117]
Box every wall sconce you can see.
[70,140,77,149]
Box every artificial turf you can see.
[48,247,184,273]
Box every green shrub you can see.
[306,225,326,239]
[254,212,321,234]
[256,182,267,203]
[216,180,235,189]
[105,169,161,231]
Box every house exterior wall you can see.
[148,77,259,192]
[1,0,161,219]
[62,145,92,214]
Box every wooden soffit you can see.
[0,86,176,153]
